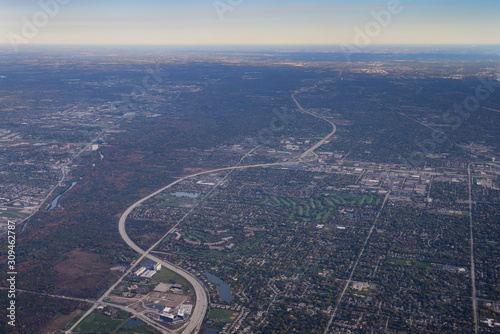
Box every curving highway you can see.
[68,83,337,334]
[292,91,337,161]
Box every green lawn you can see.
[387,256,431,269]
[413,260,432,269]
[117,320,157,333]
[240,236,263,255]
[152,268,193,293]
[154,194,196,207]
[264,193,382,222]
[208,308,238,320]
[76,312,125,333]
[0,208,30,219]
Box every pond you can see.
[124,318,143,329]
[171,192,200,198]
[204,272,232,303]
[47,182,77,211]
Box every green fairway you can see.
[264,192,382,222]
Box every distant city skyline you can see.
[1,0,500,47]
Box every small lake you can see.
[48,182,76,211]
[204,272,232,303]
[171,192,200,198]
[204,328,218,334]
[124,318,143,329]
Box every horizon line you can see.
[1,43,500,55]
[2,43,500,48]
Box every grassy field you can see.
[64,310,87,329]
[116,320,157,333]
[184,229,221,243]
[240,236,263,255]
[152,268,193,293]
[155,194,185,207]
[208,308,238,320]
[76,312,125,333]
[0,207,31,219]
[265,192,382,222]
[53,250,111,296]
[387,256,431,269]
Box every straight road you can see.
[323,192,391,334]
[468,163,478,334]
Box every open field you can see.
[0,207,31,219]
[152,268,193,293]
[265,192,382,222]
[76,312,126,333]
[387,256,432,269]
[39,309,83,334]
[53,250,112,296]
[116,320,158,333]
[207,308,238,320]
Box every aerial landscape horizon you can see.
[1,1,499,334]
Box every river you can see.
[47,182,77,211]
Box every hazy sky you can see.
[1,0,499,47]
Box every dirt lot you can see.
[53,250,111,296]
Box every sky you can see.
[1,0,499,47]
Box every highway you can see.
[292,91,337,161]
[68,83,337,333]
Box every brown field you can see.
[53,250,111,295]
[37,309,82,334]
